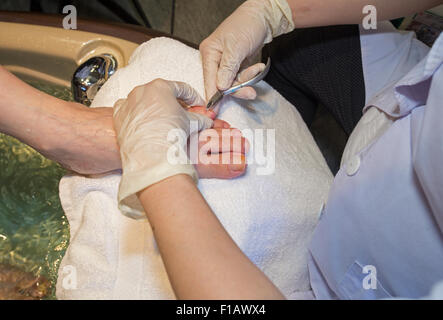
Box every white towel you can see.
[56,37,332,300]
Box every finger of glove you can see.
[112,98,130,134]
[200,42,223,101]
[230,87,258,100]
[230,63,266,99]
[187,110,214,132]
[168,81,206,106]
[216,36,245,91]
[236,62,266,84]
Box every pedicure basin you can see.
[0,11,191,299]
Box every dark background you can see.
[0,0,245,45]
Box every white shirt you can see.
[308,24,443,299]
[342,22,430,167]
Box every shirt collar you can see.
[364,33,443,118]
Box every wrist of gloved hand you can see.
[200,0,295,101]
[240,0,295,45]
[261,0,295,42]
[113,79,213,219]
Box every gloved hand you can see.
[113,79,214,219]
[200,0,295,102]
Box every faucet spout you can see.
[72,54,117,106]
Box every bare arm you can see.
[0,66,246,178]
[138,174,285,300]
[0,65,121,174]
[288,0,442,28]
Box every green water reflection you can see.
[0,80,72,299]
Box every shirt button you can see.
[346,155,361,176]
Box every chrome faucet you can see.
[72,54,118,106]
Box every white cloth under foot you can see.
[56,37,333,300]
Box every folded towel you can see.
[56,37,333,300]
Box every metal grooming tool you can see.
[206,57,271,111]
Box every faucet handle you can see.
[72,54,117,106]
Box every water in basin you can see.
[0,80,72,299]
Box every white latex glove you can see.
[200,0,295,102]
[113,79,214,219]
